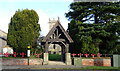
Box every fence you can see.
[0,52,43,58]
[0,52,43,65]
[71,53,114,58]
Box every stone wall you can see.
[1,58,43,65]
[73,58,111,66]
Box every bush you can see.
[49,54,61,61]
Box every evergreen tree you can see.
[7,9,41,53]
[66,2,120,24]
[66,2,120,54]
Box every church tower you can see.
[48,17,61,54]
[49,17,60,30]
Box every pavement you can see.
[2,69,117,71]
[2,65,87,69]
[1,65,88,71]
[1,65,119,71]
[2,69,116,71]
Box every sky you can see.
[0,0,73,36]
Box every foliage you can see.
[66,2,120,54]
[66,2,120,24]
[7,9,41,54]
[31,45,44,55]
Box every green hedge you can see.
[49,54,61,61]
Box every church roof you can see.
[0,37,7,41]
[0,29,7,34]
[42,21,73,43]
[0,29,7,41]
[2,45,12,48]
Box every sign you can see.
[27,50,30,57]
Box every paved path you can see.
[48,61,66,65]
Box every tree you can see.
[66,2,120,24]
[68,20,109,54]
[66,2,120,54]
[7,9,41,54]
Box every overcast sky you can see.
[0,0,73,36]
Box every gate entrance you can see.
[41,20,73,65]
[48,43,65,61]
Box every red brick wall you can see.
[2,58,43,65]
[82,59,94,66]
[1,58,111,66]
[82,58,111,66]
[102,59,111,66]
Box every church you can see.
[48,18,62,54]
[0,30,13,54]
[0,30,7,53]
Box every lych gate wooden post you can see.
[41,20,73,65]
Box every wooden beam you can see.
[45,42,49,53]
[47,39,65,42]
[66,44,69,53]
[56,29,58,36]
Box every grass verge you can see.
[27,66,120,70]
[79,66,120,70]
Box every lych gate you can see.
[41,20,73,65]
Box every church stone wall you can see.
[48,44,61,54]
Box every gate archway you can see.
[41,20,73,65]
[48,41,67,62]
